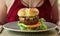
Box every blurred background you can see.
[58,0,60,10]
[58,0,60,23]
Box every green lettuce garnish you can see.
[18,21,27,30]
[39,18,47,30]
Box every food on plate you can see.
[17,8,47,30]
[18,8,39,25]
[18,8,39,16]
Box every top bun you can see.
[17,8,39,16]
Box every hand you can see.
[22,0,44,7]
[56,21,60,26]
[30,0,44,7]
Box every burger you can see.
[17,8,47,30]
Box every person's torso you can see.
[7,0,53,23]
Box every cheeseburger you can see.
[17,8,46,30]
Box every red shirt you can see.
[7,0,53,23]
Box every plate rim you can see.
[3,22,57,32]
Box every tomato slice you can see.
[27,22,41,28]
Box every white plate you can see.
[3,21,57,32]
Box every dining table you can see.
[0,21,60,36]
[0,29,59,36]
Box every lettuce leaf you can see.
[40,23,47,30]
[39,18,47,30]
[18,21,27,30]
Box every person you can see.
[0,0,59,25]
